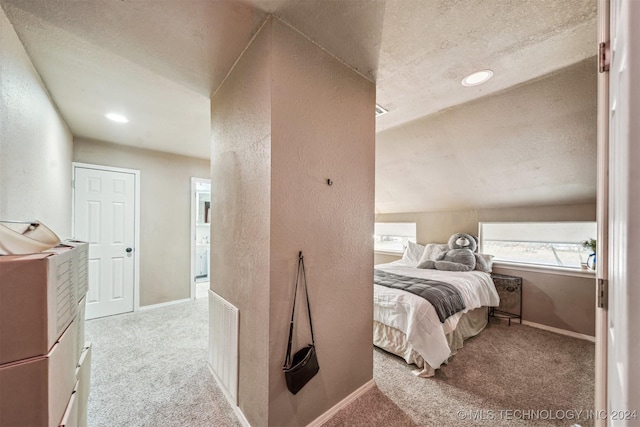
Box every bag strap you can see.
[284,251,315,368]
[300,252,315,345]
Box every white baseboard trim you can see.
[207,364,251,427]
[306,379,376,427]
[138,298,191,311]
[206,365,375,427]
[522,320,596,342]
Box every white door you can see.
[607,0,640,421]
[73,165,137,319]
[594,1,610,424]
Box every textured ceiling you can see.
[1,0,266,158]
[375,0,597,132]
[376,58,598,213]
[246,0,386,82]
[1,0,598,212]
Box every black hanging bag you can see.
[283,252,319,395]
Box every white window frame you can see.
[374,222,416,254]
[479,221,597,273]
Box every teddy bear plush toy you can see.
[419,232,487,272]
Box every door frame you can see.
[594,0,609,424]
[72,162,142,312]
[190,177,211,299]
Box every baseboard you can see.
[207,364,251,427]
[521,320,596,342]
[138,298,191,311]
[206,367,375,427]
[203,323,589,427]
[306,379,376,427]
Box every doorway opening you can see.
[191,178,211,299]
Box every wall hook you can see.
[327,179,333,186]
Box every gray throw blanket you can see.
[374,269,466,323]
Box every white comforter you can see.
[374,261,500,369]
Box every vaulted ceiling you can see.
[1,0,597,213]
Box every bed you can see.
[373,256,500,377]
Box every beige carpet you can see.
[86,297,240,427]
[324,318,595,427]
[87,300,594,426]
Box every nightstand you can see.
[489,273,522,325]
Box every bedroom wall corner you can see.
[0,7,73,237]
[375,203,597,336]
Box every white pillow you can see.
[401,241,425,265]
[479,253,494,272]
[417,243,449,266]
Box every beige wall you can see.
[73,138,209,307]
[374,252,404,265]
[211,17,375,427]
[375,202,596,336]
[269,19,375,427]
[0,8,73,236]
[210,18,272,426]
[492,266,595,336]
[375,202,595,246]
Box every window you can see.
[374,222,416,253]
[479,222,597,269]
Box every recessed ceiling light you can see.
[105,112,129,123]
[461,69,494,87]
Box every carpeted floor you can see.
[87,299,594,427]
[325,319,595,427]
[86,297,239,427]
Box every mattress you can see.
[373,261,499,375]
[374,307,488,377]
